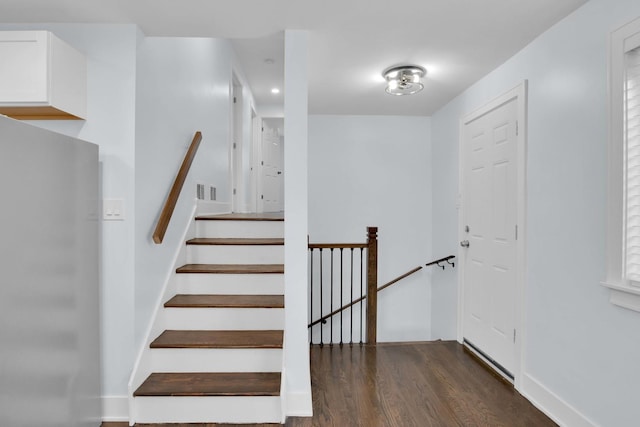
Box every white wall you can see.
[231,55,258,213]
[135,36,236,348]
[431,0,640,425]
[0,24,139,412]
[308,115,433,341]
[258,103,284,118]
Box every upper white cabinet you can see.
[0,31,86,120]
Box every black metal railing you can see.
[308,227,377,346]
[308,228,456,346]
[309,245,367,345]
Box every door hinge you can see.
[233,96,237,103]
[513,329,517,343]
[233,142,237,149]
[261,194,264,200]
[261,161,264,166]
[233,188,236,195]
[515,225,518,240]
[516,120,519,136]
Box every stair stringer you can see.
[127,201,231,426]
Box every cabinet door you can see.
[0,31,48,103]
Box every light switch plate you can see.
[103,198,125,221]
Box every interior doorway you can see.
[230,75,243,212]
[259,118,284,212]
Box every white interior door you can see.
[261,119,284,212]
[461,94,519,378]
[231,78,243,212]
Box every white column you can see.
[283,29,312,417]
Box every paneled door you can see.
[261,120,284,212]
[460,87,524,379]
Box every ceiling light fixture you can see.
[382,65,426,96]
[271,88,280,94]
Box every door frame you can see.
[230,73,243,212]
[249,107,260,212]
[457,81,528,389]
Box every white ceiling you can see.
[0,0,588,116]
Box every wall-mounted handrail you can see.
[308,254,456,340]
[152,131,202,244]
[308,265,422,328]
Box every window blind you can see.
[624,46,640,283]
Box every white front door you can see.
[460,90,522,378]
[261,119,284,212]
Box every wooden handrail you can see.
[308,265,423,328]
[308,243,368,249]
[152,131,203,244]
[377,266,423,293]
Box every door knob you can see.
[460,240,470,248]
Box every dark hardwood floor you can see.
[103,341,556,427]
[290,341,556,427]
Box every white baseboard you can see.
[285,391,313,418]
[520,374,598,427]
[102,395,129,422]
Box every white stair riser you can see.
[187,245,284,264]
[163,308,284,330]
[149,348,282,373]
[175,273,284,295]
[134,396,281,424]
[196,220,284,238]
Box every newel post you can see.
[366,226,378,344]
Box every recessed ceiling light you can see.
[264,58,275,65]
[271,88,280,94]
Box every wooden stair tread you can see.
[186,237,284,246]
[134,372,281,397]
[150,330,284,349]
[195,212,284,221]
[176,264,284,274]
[165,294,284,308]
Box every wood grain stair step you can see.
[165,294,284,308]
[133,372,281,397]
[186,237,284,245]
[150,330,284,349]
[176,264,284,274]
[195,213,284,221]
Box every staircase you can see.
[131,212,285,424]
